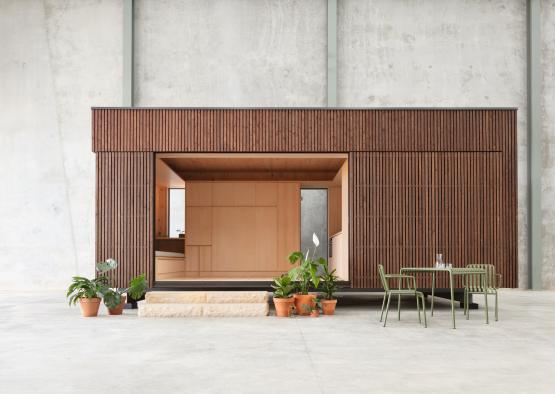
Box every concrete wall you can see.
[0,0,122,289]
[1,0,554,289]
[134,0,327,106]
[339,0,529,288]
[542,0,555,288]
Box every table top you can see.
[400,267,486,275]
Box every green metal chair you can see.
[464,264,502,321]
[378,264,427,328]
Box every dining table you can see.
[399,267,489,329]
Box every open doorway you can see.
[154,153,349,283]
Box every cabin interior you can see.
[154,153,349,283]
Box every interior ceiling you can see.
[161,157,346,181]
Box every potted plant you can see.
[66,276,109,317]
[103,274,148,315]
[288,233,325,316]
[96,259,148,315]
[271,274,295,317]
[309,298,321,317]
[320,261,339,315]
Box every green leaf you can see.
[272,274,295,298]
[66,276,104,306]
[96,258,118,274]
[288,251,304,265]
[103,289,122,309]
[128,274,148,300]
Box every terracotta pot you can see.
[321,299,337,315]
[273,297,294,317]
[294,294,315,316]
[79,297,101,317]
[310,309,319,318]
[108,294,127,315]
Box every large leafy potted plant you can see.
[103,274,148,315]
[271,274,296,317]
[320,261,339,315]
[288,233,325,316]
[96,259,148,315]
[66,276,108,317]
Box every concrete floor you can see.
[1,290,554,394]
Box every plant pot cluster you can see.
[272,233,340,318]
[66,258,148,318]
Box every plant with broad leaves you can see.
[95,258,118,274]
[66,276,109,305]
[320,260,339,300]
[313,297,321,311]
[101,280,148,309]
[271,274,295,298]
[287,233,326,295]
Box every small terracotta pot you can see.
[321,299,337,315]
[108,294,127,315]
[273,297,294,317]
[294,294,315,316]
[310,309,319,318]
[79,297,101,317]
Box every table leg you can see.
[431,272,435,317]
[397,276,401,321]
[483,272,489,324]
[450,271,455,329]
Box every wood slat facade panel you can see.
[92,109,505,153]
[350,152,516,288]
[96,152,154,287]
[92,108,517,288]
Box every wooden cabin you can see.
[92,108,517,290]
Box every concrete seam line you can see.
[527,0,542,289]
[123,0,134,107]
[41,1,80,276]
[327,0,337,107]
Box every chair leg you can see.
[463,288,467,316]
[397,293,401,321]
[420,294,427,328]
[380,293,387,322]
[495,291,499,321]
[416,294,421,324]
[383,293,392,327]
[465,289,470,320]
[466,291,470,320]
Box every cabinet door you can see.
[185,207,212,245]
[212,183,234,206]
[213,182,256,206]
[211,207,256,271]
[185,246,199,272]
[255,182,278,206]
[186,182,212,207]
[233,183,255,206]
[255,207,278,270]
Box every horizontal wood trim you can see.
[92,108,510,153]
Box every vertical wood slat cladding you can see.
[350,152,514,288]
[96,152,154,287]
[92,108,517,288]
[93,109,504,153]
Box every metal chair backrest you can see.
[466,264,497,289]
[378,264,389,291]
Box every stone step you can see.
[145,291,268,304]
[138,301,269,317]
